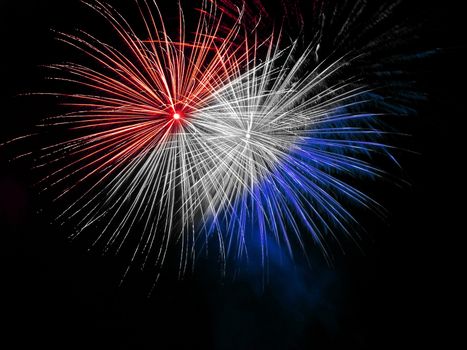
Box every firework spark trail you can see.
[35,0,258,276]
[13,0,420,279]
[187,33,393,270]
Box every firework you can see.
[36,0,253,276]
[190,35,392,269]
[13,0,419,278]
[195,0,422,269]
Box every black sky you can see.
[0,0,462,348]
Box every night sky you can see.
[0,0,461,348]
